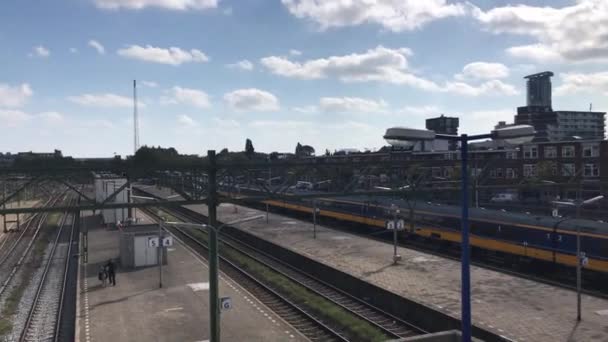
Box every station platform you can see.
[140,186,608,342]
[75,210,307,342]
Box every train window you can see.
[546,233,550,240]
[557,235,563,242]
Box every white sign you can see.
[581,257,589,266]
[220,297,232,311]
[162,236,173,247]
[396,220,405,231]
[552,209,559,217]
[148,237,159,248]
[385,220,395,230]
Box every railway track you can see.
[0,196,61,299]
[141,202,426,341]
[239,199,608,300]
[20,210,75,342]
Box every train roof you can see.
[325,196,608,236]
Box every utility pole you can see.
[158,219,163,288]
[312,200,317,239]
[207,150,220,342]
[576,202,582,321]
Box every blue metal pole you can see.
[460,134,472,342]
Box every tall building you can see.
[426,115,459,150]
[525,71,553,108]
[515,72,605,142]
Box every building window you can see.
[544,146,557,158]
[562,145,575,158]
[506,168,518,179]
[431,167,442,178]
[582,144,599,158]
[523,145,538,159]
[443,167,453,178]
[523,164,537,178]
[496,168,504,178]
[562,163,575,177]
[584,163,599,177]
[506,151,518,159]
[489,169,497,178]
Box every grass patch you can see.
[184,226,389,341]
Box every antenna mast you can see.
[133,80,140,155]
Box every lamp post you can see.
[553,195,603,321]
[165,214,264,342]
[384,124,535,342]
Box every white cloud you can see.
[224,88,280,112]
[227,59,254,71]
[554,72,608,96]
[83,119,114,129]
[282,0,467,32]
[142,81,158,88]
[443,80,518,96]
[319,97,388,113]
[249,120,313,130]
[0,109,31,127]
[95,0,218,11]
[213,117,240,128]
[455,62,509,80]
[117,45,209,65]
[68,93,142,108]
[161,86,211,108]
[396,105,441,116]
[292,105,317,114]
[473,1,608,63]
[505,44,562,63]
[31,45,50,58]
[88,40,106,54]
[39,111,64,123]
[289,49,302,56]
[260,45,439,90]
[177,114,198,127]
[261,46,517,96]
[0,83,33,107]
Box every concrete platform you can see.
[139,187,608,342]
[76,212,308,342]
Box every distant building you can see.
[514,72,605,142]
[525,71,553,108]
[426,115,459,150]
[17,149,63,160]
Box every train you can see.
[255,195,608,274]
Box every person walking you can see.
[105,259,116,286]
[98,265,107,287]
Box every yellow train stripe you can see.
[263,199,608,273]
[317,198,608,239]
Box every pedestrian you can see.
[105,259,116,286]
[98,265,107,287]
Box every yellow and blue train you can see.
[258,196,608,274]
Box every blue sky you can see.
[1,0,607,157]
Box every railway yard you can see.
[0,180,607,342]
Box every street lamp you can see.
[384,124,535,342]
[164,214,264,342]
[553,195,603,321]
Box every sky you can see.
[1,0,608,157]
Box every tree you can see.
[245,139,255,159]
[295,143,315,158]
[325,149,331,156]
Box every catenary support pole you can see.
[207,150,220,342]
[460,134,472,342]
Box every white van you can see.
[490,193,517,203]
